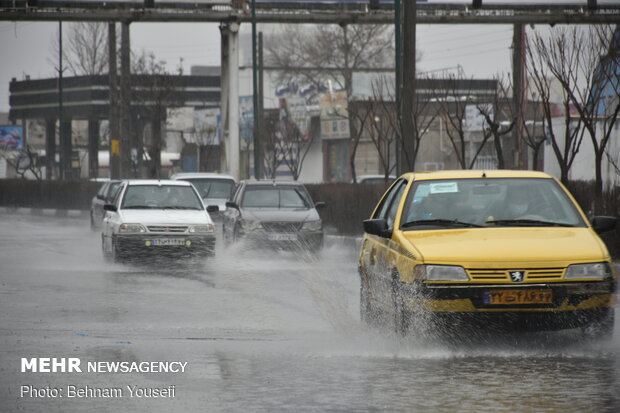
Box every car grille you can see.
[262,222,303,232]
[467,268,565,282]
[147,225,189,233]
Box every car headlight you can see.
[414,265,469,281]
[565,263,613,280]
[239,219,262,231]
[119,223,147,233]
[188,224,215,234]
[302,220,322,231]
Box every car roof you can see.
[402,170,554,181]
[170,172,236,181]
[240,179,306,187]
[124,179,193,187]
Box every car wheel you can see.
[582,309,615,340]
[391,269,409,336]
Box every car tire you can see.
[391,269,409,336]
[582,309,615,340]
[111,237,124,264]
[101,234,111,261]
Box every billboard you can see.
[319,91,350,140]
[0,126,23,150]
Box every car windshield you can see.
[184,179,235,199]
[241,186,311,209]
[401,178,586,230]
[121,185,203,210]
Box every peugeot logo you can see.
[509,270,525,283]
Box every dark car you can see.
[222,180,325,253]
[90,179,122,229]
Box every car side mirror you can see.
[225,201,239,210]
[591,216,617,234]
[314,201,326,209]
[103,204,117,212]
[206,205,219,213]
[363,218,391,238]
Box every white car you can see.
[101,180,218,263]
[170,172,237,214]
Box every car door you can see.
[102,183,125,253]
[361,179,408,312]
[222,182,243,243]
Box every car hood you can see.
[119,209,212,225]
[203,198,227,211]
[241,208,319,222]
[401,227,608,267]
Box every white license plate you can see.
[152,238,186,246]
[267,233,297,241]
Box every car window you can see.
[373,179,406,223]
[97,183,109,198]
[401,178,586,229]
[106,182,122,202]
[385,181,407,228]
[185,179,235,199]
[121,185,203,210]
[241,187,310,209]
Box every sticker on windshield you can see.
[429,182,458,194]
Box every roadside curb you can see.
[0,207,89,218]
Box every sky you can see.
[0,20,517,114]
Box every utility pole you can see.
[108,22,120,179]
[257,31,264,180]
[394,0,402,175]
[120,21,132,178]
[58,20,65,180]
[251,0,262,179]
[400,0,417,174]
[512,23,526,169]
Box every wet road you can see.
[1,213,619,412]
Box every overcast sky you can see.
[0,20,517,114]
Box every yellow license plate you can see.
[483,289,553,305]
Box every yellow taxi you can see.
[359,170,617,338]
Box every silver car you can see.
[101,180,218,263]
[222,180,325,254]
[170,172,237,216]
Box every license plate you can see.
[483,289,553,305]
[151,238,186,246]
[267,233,297,241]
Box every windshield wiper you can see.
[401,219,483,228]
[122,205,157,209]
[162,206,201,210]
[486,219,575,227]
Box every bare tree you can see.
[526,28,587,185]
[266,24,394,98]
[348,100,373,183]
[0,144,43,180]
[132,51,184,178]
[261,109,286,179]
[366,92,396,180]
[50,22,109,76]
[373,75,438,172]
[279,112,315,181]
[476,73,516,169]
[431,73,493,169]
[520,99,547,171]
[535,25,619,202]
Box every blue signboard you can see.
[0,126,23,149]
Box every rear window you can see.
[241,186,312,209]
